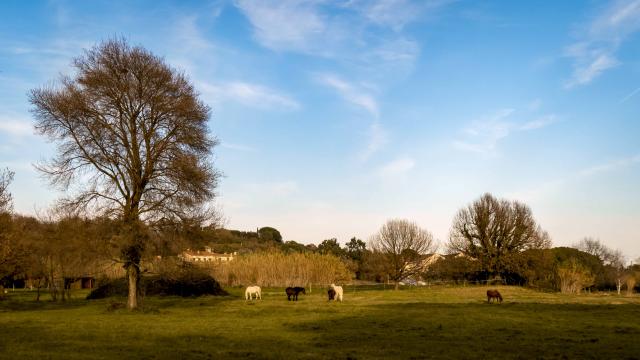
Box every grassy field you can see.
[1,286,640,359]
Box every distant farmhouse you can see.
[402,253,473,275]
[179,246,237,263]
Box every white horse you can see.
[330,284,343,302]
[245,286,261,300]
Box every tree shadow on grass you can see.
[288,302,640,359]
[1,328,314,359]
[0,298,92,312]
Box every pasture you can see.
[1,286,640,359]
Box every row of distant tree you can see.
[272,193,638,294]
[1,164,637,296]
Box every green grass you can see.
[1,286,640,359]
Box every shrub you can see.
[87,278,129,299]
[556,258,595,294]
[87,263,227,299]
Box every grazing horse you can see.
[328,288,336,301]
[487,289,503,303]
[285,287,305,301]
[330,284,343,302]
[245,286,261,300]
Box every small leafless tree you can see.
[448,193,551,278]
[369,219,436,290]
[0,168,14,213]
[0,169,15,298]
[574,237,626,294]
[575,237,624,265]
[30,38,220,310]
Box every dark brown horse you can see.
[285,287,306,301]
[328,288,336,301]
[487,289,503,303]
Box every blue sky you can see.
[1,0,639,259]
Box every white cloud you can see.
[232,0,443,74]
[579,154,640,177]
[564,52,619,88]
[359,37,420,78]
[0,115,33,137]
[453,108,514,155]
[316,73,379,117]
[198,81,300,110]
[260,181,299,196]
[564,0,640,88]
[359,121,389,160]
[619,86,640,104]
[520,114,557,131]
[1,38,90,81]
[378,157,415,177]
[233,0,332,54]
[174,16,215,52]
[527,99,542,111]
[350,0,422,30]
[348,0,451,31]
[454,109,557,155]
[220,142,256,152]
[508,153,640,202]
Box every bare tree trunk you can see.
[126,264,139,310]
[60,280,66,302]
[49,264,58,302]
[395,281,399,290]
[35,279,42,302]
[617,279,622,295]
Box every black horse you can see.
[285,287,305,301]
[328,288,336,301]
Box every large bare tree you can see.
[448,193,550,279]
[369,219,436,289]
[30,39,220,309]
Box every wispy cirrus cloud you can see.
[0,114,33,137]
[174,16,215,52]
[453,108,514,155]
[508,153,640,202]
[520,114,558,131]
[233,0,335,55]
[564,46,619,88]
[453,109,557,155]
[232,0,446,73]
[359,121,389,161]
[377,157,415,177]
[564,0,640,88]
[347,0,452,31]
[316,73,379,117]
[220,142,256,152]
[579,153,640,177]
[619,86,640,104]
[198,81,300,111]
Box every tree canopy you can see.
[258,227,282,243]
[448,193,550,278]
[370,219,436,289]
